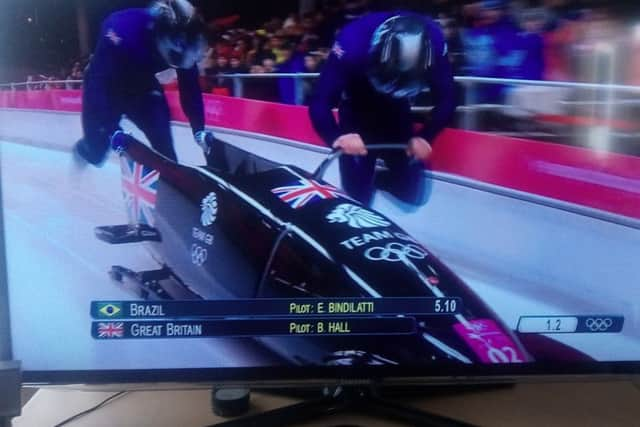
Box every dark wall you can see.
[0,0,148,81]
[1,0,78,77]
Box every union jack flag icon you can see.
[120,157,159,226]
[272,178,350,209]
[97,322,124,339]
[332,41,345,59]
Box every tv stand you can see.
[0,360,21,427]
[208,384,495,427]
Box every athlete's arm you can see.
[419,39,457,144]
[308,50,350,147]
[81,19,123,153]
[177,66,205,134]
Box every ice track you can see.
[2,141,281,371]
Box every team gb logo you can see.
[326,203,391,229]
[201,193,218,227]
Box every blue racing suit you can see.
[77,8,204,164]
[309,12,456,205]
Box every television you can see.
[1,0,639,424]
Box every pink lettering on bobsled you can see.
[454,319,526,364]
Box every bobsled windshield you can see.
[206,140,281,177]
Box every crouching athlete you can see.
[74,0,215,166]
[309,12,457,206]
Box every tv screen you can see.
[1,0,639,384]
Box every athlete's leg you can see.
[125,86,177,162]
[74,77,122,166]
[336,106,379,206]
[374,114,425,205]
[339,154,377,206]
[377,151,426,205]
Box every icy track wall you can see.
[2,90,640,219]
[1,89,640,358]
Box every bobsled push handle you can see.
[110,130,136,153]
[312,144,408,181]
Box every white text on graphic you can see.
[130,304,166,317]
[193,227,214,246]
[340,231,417,251]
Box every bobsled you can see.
[96,132,590,366]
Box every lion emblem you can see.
[326,204,391,229]
[201,193,218,227]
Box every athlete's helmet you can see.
[151,0,206,69]
[368,15,433,98]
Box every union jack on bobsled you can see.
[95,132,591,366]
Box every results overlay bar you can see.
[92,317,416,340]
[91,298,462,320]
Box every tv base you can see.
[208,384,492,427]
[0,361,21,427]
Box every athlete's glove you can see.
[194,130,217,156]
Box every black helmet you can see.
[368,15,433,98]
[151,0,206,69]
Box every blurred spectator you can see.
[250,64,265,74]
[301,13,317,33]
[503,9,564,127]
[249,37,276,66]
[26,75,36,91]
[628,25,640,85]
[44,76,61,91]
[214,40,233,59]
[543,8,582,81]
[430,0,459,20]
[343,0,370,23]
[232,38,249,62]
[514,8,546,81]
[283,13,299,29]
[303,54,321,73]
[66,62,84,89]
[203,55,232,94]
[439,17,465,74]
[462,1,522,101]
[229,56,249,74]
[262,58,277,73]
[215,56,231,74]
[301,54,323,104]
[573,8,624,84]
[246,63,280,102]
[271,36,291,64]
[199,48,216,75]
[277,47,305,104]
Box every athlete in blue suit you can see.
[74,0,213,166]
[309,12,457,205]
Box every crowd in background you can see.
[195,0,373,103]
[195,0,640,104]
[19,58,90,91]
[8,0,640,105]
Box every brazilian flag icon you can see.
[97,303,123,318]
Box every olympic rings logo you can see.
[585,318,613,332]
[191,244,208,266]
[365,243,428,263]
